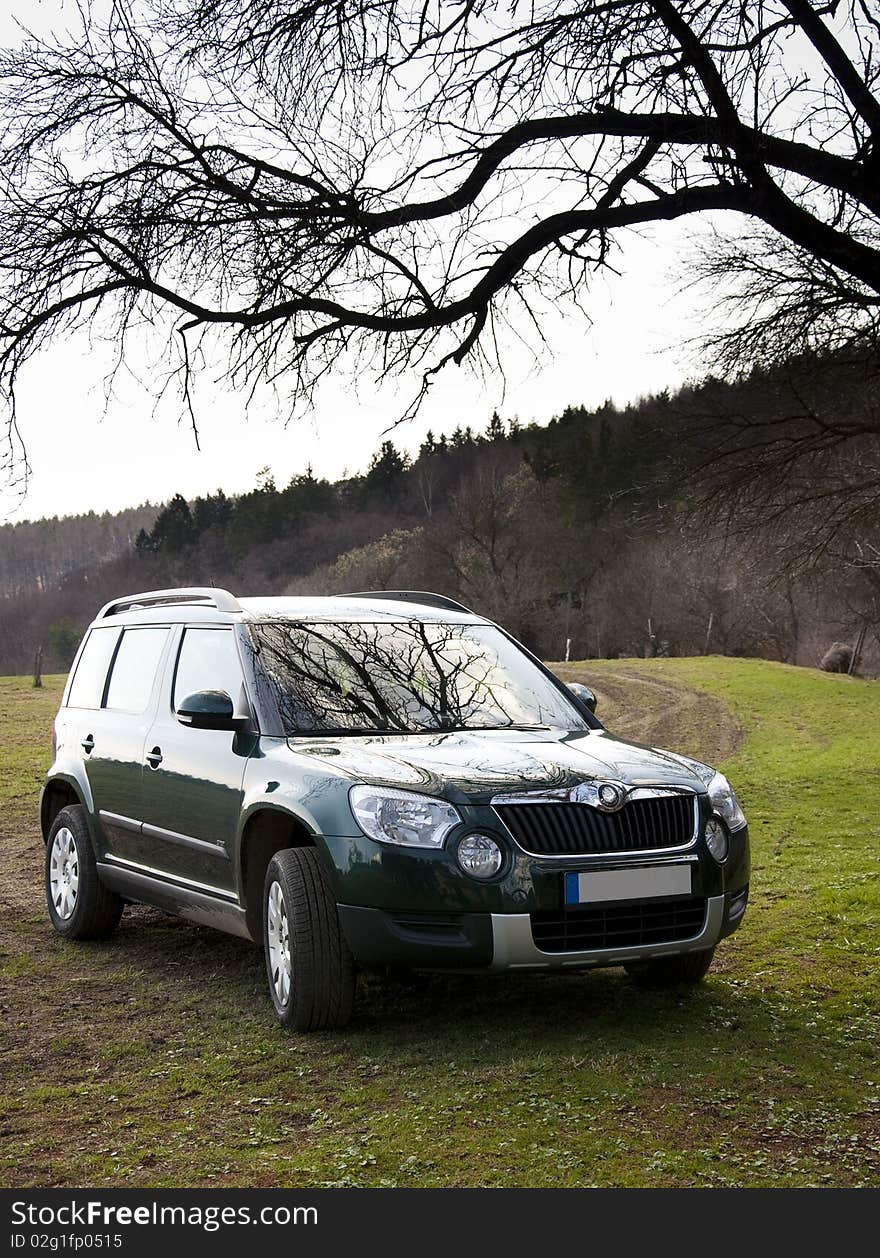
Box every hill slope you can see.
[2,349,878,677]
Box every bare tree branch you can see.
[0,0,879,484]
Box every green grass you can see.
[0,672,65,807]
[1,659,878,1186]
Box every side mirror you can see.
[176,689,244,730]
[567,682,598,714]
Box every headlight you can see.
[707,771,747,831]
[457,833,503,880]
[349,785,461,848]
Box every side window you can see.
[66,627,121,709]
[105,628,169,714]
[173,628,246,713]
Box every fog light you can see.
[457,833,503,880]
[706,816,729,863]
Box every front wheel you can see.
[263,847,356,1032]
[45,805,124,940]
[625,947,715,989]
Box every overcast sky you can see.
[1,2,707,525]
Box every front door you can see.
[137,625,253,896]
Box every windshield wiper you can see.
[287,722,554,737]
[470,724,553,732]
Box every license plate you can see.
[564,864,692,905]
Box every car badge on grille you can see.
[597,782,625,810]
[570,781,626,810]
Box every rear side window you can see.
[173,628,246,712]
[105,628,169,714]
[66,627,121,709]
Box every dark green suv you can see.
[42,587,750,1030]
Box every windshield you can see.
[249,620,590,736]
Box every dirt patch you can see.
[552,662,742,765]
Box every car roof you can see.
[239,597,483,624]
[91,589,487,629]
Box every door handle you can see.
[145,746,163,769]
[82,734,95,754]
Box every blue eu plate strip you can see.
[564,872,580,905]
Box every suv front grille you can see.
[494,793,695,856]
[530,896,707,953]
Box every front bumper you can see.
[338,884,748,972]
[321,806,750,918]
[490,895,725,970]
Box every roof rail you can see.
[344,590,473,614]
[97,587,242,619]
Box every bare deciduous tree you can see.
[2,1,880,488]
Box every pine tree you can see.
[487,411,505,442]
[149,494,196,552]
[365,440,409,500]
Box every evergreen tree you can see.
[149,494,196,552]
[284,468,336,517]
[48,616,82,665]
[487,411,505,442]
[364,440,409,501]
[193,489,233,534]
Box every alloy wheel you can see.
[49,826,79,920]
[266,879,291,1007]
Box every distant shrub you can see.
[820,642,854,674]
[48,616,82,666]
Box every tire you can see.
[263,847,356,1032]
[626,947,715,989]
[45,805,124,940]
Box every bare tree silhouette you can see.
[2,2,880,483]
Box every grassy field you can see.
[0,658,878,1187]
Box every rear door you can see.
[136,625,253,895]
[61,624,121,847]
[77,625,172,863]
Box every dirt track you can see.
[553,661,742,766]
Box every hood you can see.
[286,727,709,804]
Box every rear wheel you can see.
[263,847,356,1031]
[626,947,715,988]
[45,805,124,940]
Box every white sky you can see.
[0,2,709,524]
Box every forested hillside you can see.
[1,350,877,677]
[0,504,157,598]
